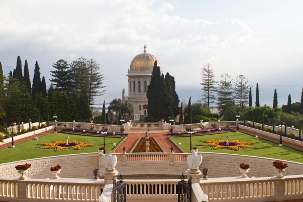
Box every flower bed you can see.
[206,139,254,151]
[41,141,92,151]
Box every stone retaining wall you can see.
[239,125,303,151]
[0,152,302,180]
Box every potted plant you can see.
[273,160,288,178]
[239,163,250,178]
[50,164,62,179]
[15,163,31,180]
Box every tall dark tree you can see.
[101,100,106,123]
[41,76,47,97]
[0,62,4,98]
[147,61,163,121]
[234,75,249,108]
[300,88,303,114]
[51,59,73,91]
[179,102,184,124]
[273,89,278,110]
[255,83,260,107]
[23,60,31,93]
[287,94,292,113]
[32,61,42,100]
[201,64,216,109]
[217,73,234,111]
[184,97,192,124]
[0,62,5,123]
[87,59,106,105]
[164,73,179,118]
[13,56,23,81]
[248,87,252,107]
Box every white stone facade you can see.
[127,46,156,121]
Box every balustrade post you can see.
[17,181,27,200]
[169,150,174,166]
[122,148,127,165]
[273,180,286,201]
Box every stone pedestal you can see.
[189,169,202,183]
[104,169,119,184]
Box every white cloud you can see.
[0,0,302,104]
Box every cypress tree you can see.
[186,97,192,124]
[248,87,252,107]
[23,60,31,93]
[164,73,179,118]
[287,94,292,113]
[101,100,106,123]
[256,83,260,107]
[41,76,47,97]
[13,56,23,81]
[300,88,303,114]
[0,62,4,123]
[179,102,184,124]
[32,61,42,100]
[147,61,162,121]
[273,89,278,110]
[0,62,4,98]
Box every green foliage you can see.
[217,73,234,118]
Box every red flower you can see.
[15,163,31,171]
[240,163,250,170]
[50,164,61,171]
[273,160,288,170]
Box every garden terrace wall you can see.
[0,126,54,149]
[1,152,303,180]
[239,124,303,151]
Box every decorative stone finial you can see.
[144,45,146,53]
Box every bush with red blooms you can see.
[240,163,250,170]
[15,163,31,171]
[50,164,61,171]
[273,160,288,170]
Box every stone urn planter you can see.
[50,165,62,179]
[273,160,288,178]
[276,169,286,178]
[104,154,118,171]
[187,148,202,174]
[239,163,250,178]
[15,163,31,180]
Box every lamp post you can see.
[236,115,240,130]
[11,122,16,148]
[187,129,194,152]
[101,130,107,154]
[279,123,284,146]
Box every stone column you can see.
[169,149,175,166]
[273,179,285,201]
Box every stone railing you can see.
[0,178,104,202]
[1,175,303,201]
[201,175,303,201]
[114,152,188,162]
[125,179,179,200]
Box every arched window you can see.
[138,81,141,93]
[144,81,147,92]
[133,81,136,92]
[129,81,131,93]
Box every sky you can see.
[0,0,303,106]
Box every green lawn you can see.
[171,132,303,163]
[0,133,122,164]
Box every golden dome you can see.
[130,46,157,73]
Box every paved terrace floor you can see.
[114,129,182,153]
